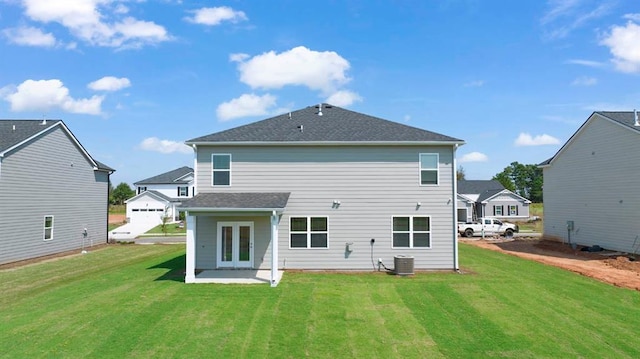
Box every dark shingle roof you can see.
[0,119,114,173]
[187,104,464,144]
[457,180,505,195]
[135,166,193,185]
[595,111,640,129]
[0,120,61,153]
[180,192,290,210]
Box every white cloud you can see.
[571,76,597,86]
[600,21,640,73]
[463,80,485,87]
[541,0,611,40]
[459,152,488,163]
[2,26,56,47]
[233,46,351,94]
[229,53,249,62]
[325,90,362,107]
[514,133,560,146]
[19,0,171,49]
[216,93,277,121]
[185,6,247,26]
[623,13,640,22]
[88,76,131,91]
[3,79,103,115]
[565,59,605,67]
[139,137,192,154]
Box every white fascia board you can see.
[178,207,285,213]
[481,189,531,204]
[185,140,466,147]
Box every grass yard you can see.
[1,244,639,358]
[144,222,187,235]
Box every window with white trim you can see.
[212,154,231,186]
[43,216,54,241]
[290,217,328,248]
[392,216,431,248]
[178,186,189,197]
[494,205,503,216]
[419,153,438,185]
[508,205,518,216]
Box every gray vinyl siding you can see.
[543,115,640,253]
[194,145,456,270]
[486,194,529,219]
[0,127,109,265]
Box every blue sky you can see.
[1,0,639,186]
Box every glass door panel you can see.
[238,226,251,262]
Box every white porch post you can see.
[270,210,279,287]
[185,214,197,283]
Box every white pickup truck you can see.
[458,218,519,238]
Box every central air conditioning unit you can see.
[394,255,414,276]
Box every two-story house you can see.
[0,119,114,265]
[180,104,465,286]
[125,166,193,225]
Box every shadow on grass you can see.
[148,254,186,282]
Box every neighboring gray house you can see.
[540,111,640,254]
[0,120,114,265]
[125,166,193,225]
[180,104,465,285]
[457,180,531,222]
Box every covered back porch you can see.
[179,192,290,287]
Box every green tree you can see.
[456,165,466,180]
[111,182,135,205]
[492,162,543,202]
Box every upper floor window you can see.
[290,216,328,249]
[43,216,54,241]
[419,153,438,185]
[178,186,189,197]
[392,216,431,248]
[212,154,231,186]
[137,186,147,195]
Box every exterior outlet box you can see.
[566,220,574,231]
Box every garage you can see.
[125,191,171,226]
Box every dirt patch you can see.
[462,237,640,291]
[109,214,126,224]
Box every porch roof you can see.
[179,192,290,212]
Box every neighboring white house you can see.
[125,166,193,226]
[179,103,465,286]
[0,120,114,265]
[540,111,640,254]
[457,180,531,222]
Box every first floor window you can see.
[43,216,54,241]
[494,205,503,216]
[509,205,518,216]
[290,217,328,248]
[392,216,431,248]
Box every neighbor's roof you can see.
[125,190,178,204]
[457,180,505,195]
[180,192,291,211]
[0,119,114,173]
[539,111,640,167]
[187,104,464,145]
[135,166,193,185]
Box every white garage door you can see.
[129,207,164,225]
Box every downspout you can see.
[452,144,459,271]
[192,144,198,196]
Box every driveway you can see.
[109,222,158,241]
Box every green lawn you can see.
[1,244,638,358]
[144,222,187,235]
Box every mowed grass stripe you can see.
[1,243,639,358]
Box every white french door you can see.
[217,222,253,268]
